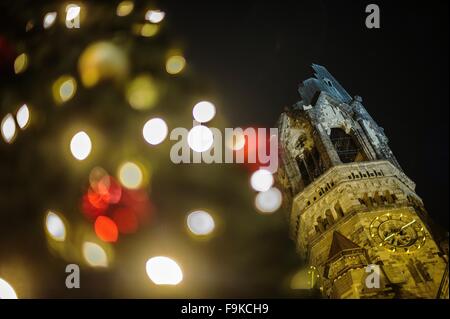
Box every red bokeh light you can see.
[112,208,138,234]
[81,171,154,242]
[94,216,119,243]
[82,193,107,220]
[239,127,273,173]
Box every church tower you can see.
[277,64,449,299]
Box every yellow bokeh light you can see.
[140,23,159,37]
[52,75,77,104]
[116,1,134,16]
[165,55,186,75]
[118,161,143,189]
[146,256,183,285]
[78,41,129,88]
[0,278,18,299]
[126,75,159,110]
[14,53,28,74]
[83,242,108,268]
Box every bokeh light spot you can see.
[0,278,18,299]
[45,211,66,242]
[52,75,77,104]
[118,161,143,189]
[188,125,213,152]
[145,10,165,23]
[1,113,16,144]
[43,12,57,29]
[112,208,138,234]
[250,169,274,192]
[78,41,129,88]
[187,210,215,236]
[95,216,119,243]
[146,256,183,285]
[126,75,158,110]
[255,187,282,213]
[116,1,134,16]
[139,23,159,37]
[83,242,108,267]
[192,101,216,123]
[70,131,92,160]
[14,53,28,74]
[143,118,168,145]
[16,104,30,129]
[225,130,246,151]
[165,55,186,75]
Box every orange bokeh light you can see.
[94,216,119,242]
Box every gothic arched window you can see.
[330,128,366,163]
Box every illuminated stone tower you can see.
[277,64,449,299]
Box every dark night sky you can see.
[163,0,449,227]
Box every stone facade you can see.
[277,64,449,299]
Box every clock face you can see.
[369,213,426,253]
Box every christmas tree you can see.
[0,0,311,298]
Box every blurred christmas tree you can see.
[0,0,311,298]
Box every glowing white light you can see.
[16,104,30,129]
[1,114,16,144]
[188,125,213,152]
[145,10,165,23]
[146,256,183,285]
[192,101,216,123]
[226,131,245,151]
[83,242,108,267]
[45,211,66,242]
[143,118,168,145]
[187,210,215,236]
[250,169,274,192]
[43,12,57,29]
[66,5,81,21]
[118,161,143,189]
[70,131,92,160]
[255,187,282,213]
[0,278,17,299]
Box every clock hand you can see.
[400,219,416,230]
[384,220,417,242]
[384,232,396,241]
